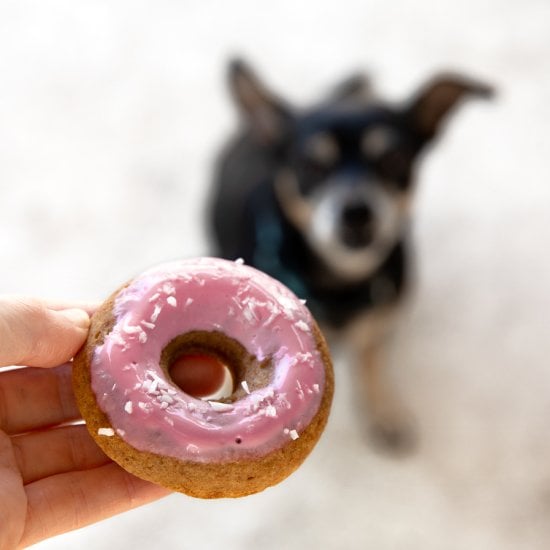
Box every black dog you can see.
[210,60,491,451]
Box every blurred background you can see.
[1,1,550,548]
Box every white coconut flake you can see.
[241,380,250,394]
[187,402,196,412]
[248,393,263,413]
[138,401,148,411]
[243,307,255,323]
[116,429,126,437]
[300,298,307,305]
[122,324,142,334]
[209,401,234,412]
[277,294,299,315]
[313,383,320,393]
[141,320,155,330]
[159,394,174,405]
[283,428,290,434]
[235,257,245,265]
[295,320,310,332]
[124,401,133,414]
[138,330,147,344]
[167,296,177,307]
[291,326,306,352]
[262,302,279,327]
[98,428,115,437]
[148,293,160,302]
[296,380,304,399]
[163,282,176,295]
[160,401,169,409]
[289,429,299,440]
[150,304,162,323]
[265,405,277,418]
[185,297,193,307]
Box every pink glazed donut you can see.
[73,257,334,498]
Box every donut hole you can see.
[169,354,234,400]
[160,330,273,403]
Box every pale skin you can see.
[0,296,172,549]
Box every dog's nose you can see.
[340,202,375,248]
[342,202,372,228]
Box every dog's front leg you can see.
[347,309,416,454]
[360,341,416,453]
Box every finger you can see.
[22,463,171,547]
[0,363,80,435]
[0,296,90,368]
[46,300,100,317]
[0,296,99,318]
[0,431,27,549]
[11,424,110,484]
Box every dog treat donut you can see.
[73,257,333,498]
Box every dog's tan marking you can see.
[274,169,313,230]
[305,132,339,167]
[361,126,396,159]
[344,306,416,453]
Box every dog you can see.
[209,59,492,452]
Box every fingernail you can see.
[57,308,91,329]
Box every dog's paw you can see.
[368,416,418,456]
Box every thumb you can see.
[0,297,90,368]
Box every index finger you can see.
[0,297,91,368]
[43,301,100,317]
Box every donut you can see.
[73,257,334,498]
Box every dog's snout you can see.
[340,201,375,248]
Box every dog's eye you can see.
[304,133,339,167]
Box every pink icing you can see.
[91,257,326,463]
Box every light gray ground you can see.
[1,1,549,548]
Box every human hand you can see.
[0,296,170,549]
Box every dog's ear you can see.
[229,59,291,146]
[405,74,493,145]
